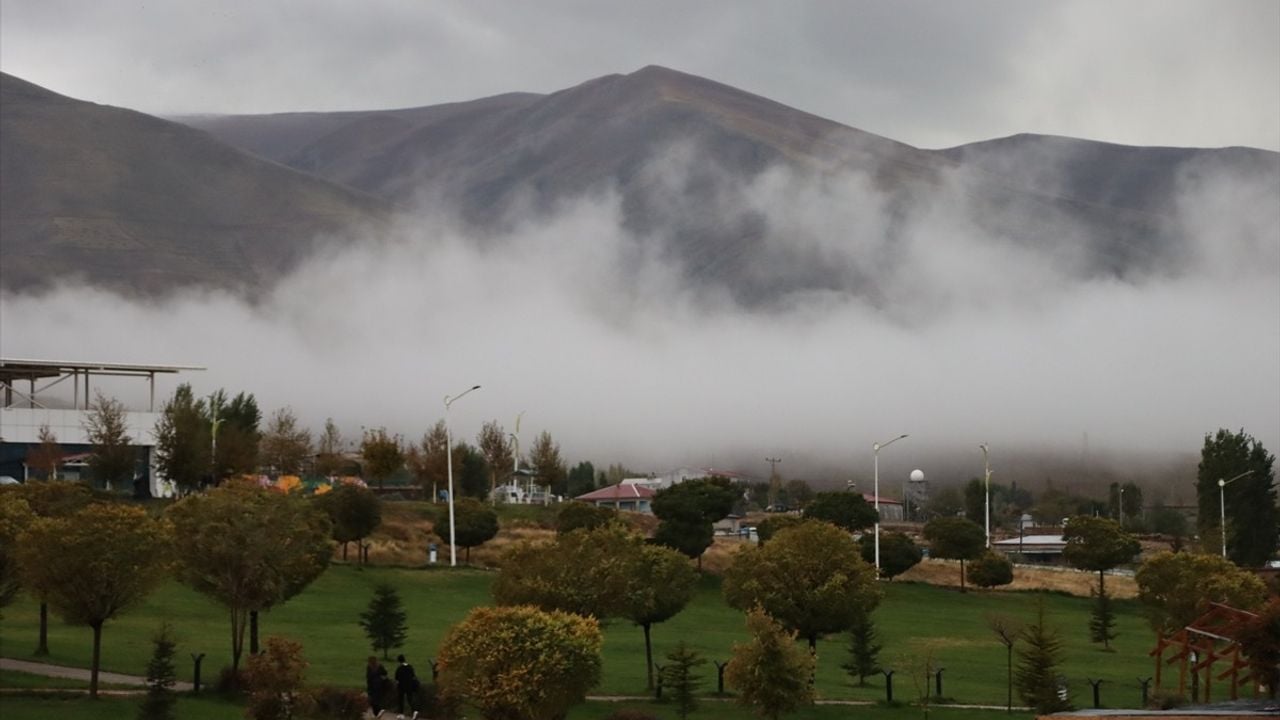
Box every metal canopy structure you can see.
[0,357,205,412]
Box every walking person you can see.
[365,655,388,718]
[393,654,420,719]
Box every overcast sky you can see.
[2,0,1277,151]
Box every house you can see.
[992,534,1068,564]
[574,482,656,513]
[862,493,904,522]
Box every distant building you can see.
[863,493,904,522]
[574,482,655,513]
[992,534,1068,564]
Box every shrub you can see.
[969,551,1014,589]
[244,637,309,720]
[308,686,367,720]
[603,710,661,720]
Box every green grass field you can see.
[0,564,1154,713]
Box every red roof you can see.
[862,493,902,506]
[575,483,656,502]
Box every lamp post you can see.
[444,385,481,567]
[979,443,991,548]
[1218,470,1253,559]
[510,410,524,502]
[873,434,908,570]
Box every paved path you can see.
[0,657,194,691]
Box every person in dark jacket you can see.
[393,654,419,719]
[365,656,388,717]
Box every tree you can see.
[1089,585,1117,650]
[652,478,736,568]
[313,418,345,479]
[207,390,261,480]
[1120,482,1143,525]
[27,424,64,480]
[167,481,332,674]
[414,421,449,501]
[783,479,814,509]
[1015,601,1070,714]
[152,384,211,494]
[725,608,815,720]
[437,605,602,720]
[556,502,617,534]
[840,611,881,686]
[0,491,35,612]
[1135,551,1268,633]
[926,485,963,519]
[16,503,171,698]
[476,421,513,501]
[1232,597,1280,699]
[83,392,138,492]
[436,497,499,563]
[756,514,802,545]
[7,481,93,654]
[566,461,597,498]
[624,544,698,690]
[988,614,1023,714]
[723,520,881,651]
[801,491,879,533]
[1150,504,1189,551]
[923,516,986,592]
[454,442,490,499]
[359,428,403,490]
[316,483,381,562]
[493,524,641,618]
[662,642,706,720]
[1061,515,1139,649]
[963,478,986,526]
[858,531,922,580]
[138,625,178,720]
[529,430,566,498]
[259,408,312,477]
[1196,428,1278,566]
[653,518,714,569]
[359,583,408,660]
[244,636,308,720]
[968,551,1014,589]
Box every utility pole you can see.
[765,457,782,509]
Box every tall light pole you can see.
[765,457,782,509]
[1218,470,1253,559]
[979,443,991,548]
[510,410,524,502]
[444,385,481,567]
[873,434,908,571]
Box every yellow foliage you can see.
[275,475,303,494]
[313,484,333,496]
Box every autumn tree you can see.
[9,480,93,654]
[1015,601,1070,714]
[27,424,64,480]
[83,392,137,491]
[923,516,986,592]
[968,551,1015,589]
[167,481,332,674]
[313,418,345,479]
[16,503,171,697]
[493,524,639,618]
[1135,551,1268,634]
[724,520,881,652]
[802,491,879,533]
[0,491,35,612]
[412,421,449,501]
[359,583,408,660]
[244,636,308,720]
[259,407,312,477]
[315,482,382,562]
[206,390,261,480]
[437,605,602,720]
[625,543,698,690]
[756,514,803,545]
[1232,598,1280,699]
[476,421,513,501]
[1196,428,1278,566]
[360,428,403,490]
[1062,515,1139,649]
[859,531,922,580]
[725,608,815,720]
[152,384,211,494]
[528,430,566,498]
[436,497,499,563]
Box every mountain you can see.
[0,72,390,296]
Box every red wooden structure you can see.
[1150,602,1259,702]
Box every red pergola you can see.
[1150,602,1259,702]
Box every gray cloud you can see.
[1,0,1276,150]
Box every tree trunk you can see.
[1098,569,1105,597]
[960,559,967,593]
[231,607,246,675]
[342,541,348,561]
[249,610,259,655]
[808,634,817,652]
[90,621,102,699]
[643,623,654,690]
[1006,644,1012,713]
[465,545,471,564]
[697,554,703,572]
[36,601,49,655]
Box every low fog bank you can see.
[2,155,1277,489]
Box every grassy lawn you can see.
[0,693,242,719]
[0,565,1156,710]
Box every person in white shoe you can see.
[393,654,420,719]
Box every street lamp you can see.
[979,443,991,548]
[873,434,909,571]
[444,385,481,567]
[1218,470,1253,559]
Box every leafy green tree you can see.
[923,516,986,592]
[437,605,602,720]
[1135,551,1268,633]
[313,418,345,479]
[493,524,640,618]
[756,514,803,545]
[436,497,499,563]
[259,407,312,477]
[167,481,332,673]
[968,551,1014,590]
[662,642,706,720]
[206,390,261,480]
[1015,601,1071,714]
[153,384,211,494]
[476,421,513,501]
[1150,504,1189,551]
[724,520,881,651]
[1061,515,1139,648]
[1196,428,1278,566]
[1232,597,1280,700]
[0,492,35,613]
[802,491,878,532]
[652,478,736,567]
[725,608,815,720]
[840,611,881,686]
[926,485,963,519]
[316,482,382,562]
[359,583,408,660]
[963,478,986,526]
[360,428,403,490]
[17,503,171,697]
[859,531,922,579]
[83,392,138,492]
[625,544,698,690]
[138,624,178,720]
[653,518,714,569]
[529,430,567,498]
[1120,482,1143,525]
[556,502,617,534]
[453,442,490,499]
[783,479,814,509]
[566,461,597,497]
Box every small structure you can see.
[993,534,1068,564]
[713,513,743,535]
[574,482,655,513]
[1150,603,1260,704]
[863,493,904,522]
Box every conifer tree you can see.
[1015,602,1071,714]
[138,625,177,720]
[359,584,408,660]
[661,642,706,720]
[840,611,882,686]
[1089,587,1117,650]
